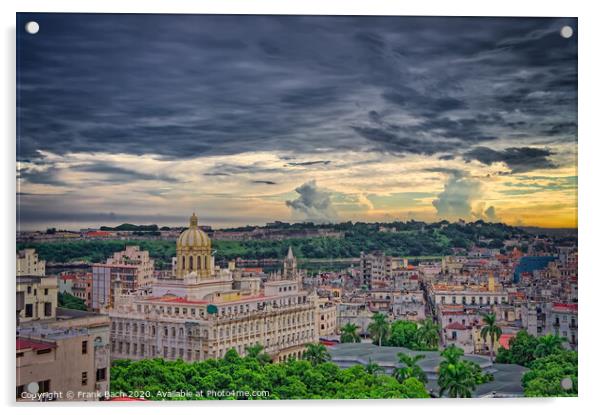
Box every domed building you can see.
[175,213,213,278]
[110,213,320,364]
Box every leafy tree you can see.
[57,292,87,311]
[438,360,476,398]
[111,350,431,399]
[302,343,331,366]
[437,347,477,398]
[522,350,577,397]
[245,343,272,365]
[534,334,566,358]
[340,323,361,343]
[480,313,502,362]
[440,345,464,365]
[364,359,383,376]
[368,313,390,347]
[394,353,428,385]
[495,330,539,366]
[417,319,440,350]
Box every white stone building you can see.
[108,214,319,363]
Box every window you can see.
[25,304,33,318]
[38,380,50,394]
[96,368,107,382]
[36,348,52,355]
[27,286,32,294]
[16,385,25,399]
[44,302,52,317]
[81,372,88,386]
[82,341,88,354]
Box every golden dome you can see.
[177,213,211,248]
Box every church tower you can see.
[175,213,213,278]
[283,246,297,279]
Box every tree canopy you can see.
[57,291,87,311]
[110,348,430,400]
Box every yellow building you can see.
[17,249,46,276]
[17,276,58,324]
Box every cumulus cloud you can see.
[285,180,338,223]
[472,203,499,222]
[432,171,482,220]
[485,205,498,222]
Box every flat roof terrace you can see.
[327,343,528,397]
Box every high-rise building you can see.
[91,246,154,311]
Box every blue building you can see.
[513,256,556,283]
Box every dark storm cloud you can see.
[463,146,557,173]
[252,180,277,185]
[287,160,331,167]
[204,162,288,176]
[17,14,577,163]
[72,163,179,183]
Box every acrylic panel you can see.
[16,13,577,401]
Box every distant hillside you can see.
[519,227,578,237]
[18,221,531,266]
[99,223,159,232]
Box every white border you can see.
[2,1,601,415]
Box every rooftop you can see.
[327,343,528,397]
[16,337,56,351]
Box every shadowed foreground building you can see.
[16,272,110,401]
[109,214,319,362]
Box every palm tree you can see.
[418,319,441,350]
[340,323,361,343]
[437,346,476,398]
[364,359,383,376]
[480,313,502,362]
[245,343,272,365]
[440,345,464,365]
[437,360,476,398]
[302,343,331,366]
[368,313,390,346]
[394,352,428,385]
[534,334,566,358]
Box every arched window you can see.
[189,256,193,271]
[197,256,201,270]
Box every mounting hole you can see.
[560,26,573,39]
[561,377,573,390]
[25,21,39,35]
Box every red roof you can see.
[60,275,76,281]
[445,322,468,330]
[16,337,56,351]
[86,230,113,237]
[498,334,516,350]
[242,267,263,273]
[144,296,208,305]
[552,303,578,312]
[442,310,465,316]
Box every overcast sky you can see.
[17,14,577,230]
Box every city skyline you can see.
[17,14,577,230]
